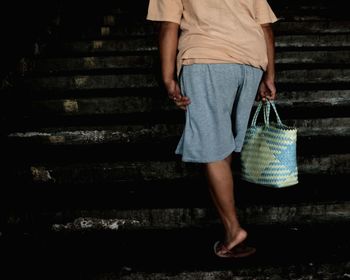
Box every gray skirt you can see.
[175,63,263,163]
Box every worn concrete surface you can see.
[2,223,350,279]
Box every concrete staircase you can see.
[1,0,350,279]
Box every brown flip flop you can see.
[213,240,256,258]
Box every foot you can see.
[214,228,256,258]
[214,240,256,258]
[223,227,248,251]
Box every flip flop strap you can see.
[218,242,233,255]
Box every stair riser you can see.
[21,69,350,91]
[4,202,350,232]
[5,136,350,162]
[59,21,350,39]
[8,92,349,117]
[20,51,350,74]
[6,117,350,142]
[2,169,350,207]
[50,35,350,55]
[6,154,350,186]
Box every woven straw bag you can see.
[240,99,298,188]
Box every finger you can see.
[268,91,276,100]
[176,101,190,110]
[184,100,191,105]
[272,91,277,100]
[172,94,182,101]
[258,92,266,102]
[177,99,190,105]
[171,94,183,101]
[168,93,177,100]
[259,90,266,97]
[168,87,179,99]
[176,94,190,102]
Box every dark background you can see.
[0,1,61,79]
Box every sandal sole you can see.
[213,240,256,258]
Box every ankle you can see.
[225,226,245,241]
[226,222,242,234]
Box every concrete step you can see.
[276,34,350,48]
[54,0,349,45]
[19,50,350,75]
[3,202,350,232]
[71,0,348,20]
[6,116,350,145]
[3,149,350,206]
[3,93,349,131]
[82,262,350,280]
[4,121,349,177]
[21,73,158,91]
[58,21,350,40]
[43,35,350,56]
[19,69,350,92]
[59,0,345,12]
[274,20,350,35]
[22,55,155,74]
[2,223,350,279]
[4,90,349,118]
[6,153,350,186]
[3,173,350,218]
[96,13,349,24]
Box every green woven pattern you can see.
[241,100,298,188]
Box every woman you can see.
[146,0,278,258]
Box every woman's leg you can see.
[203,153,248,250]
[201,66,263,253]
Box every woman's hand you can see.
[164,79,191,111]
[256,77,277,102]
[158,22,191,110]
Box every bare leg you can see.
[203,153,248,251]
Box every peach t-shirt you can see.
[146,0,279,78]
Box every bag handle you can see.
[250,99,283,127]
[251,101,267,127]
[264,99,283,127]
